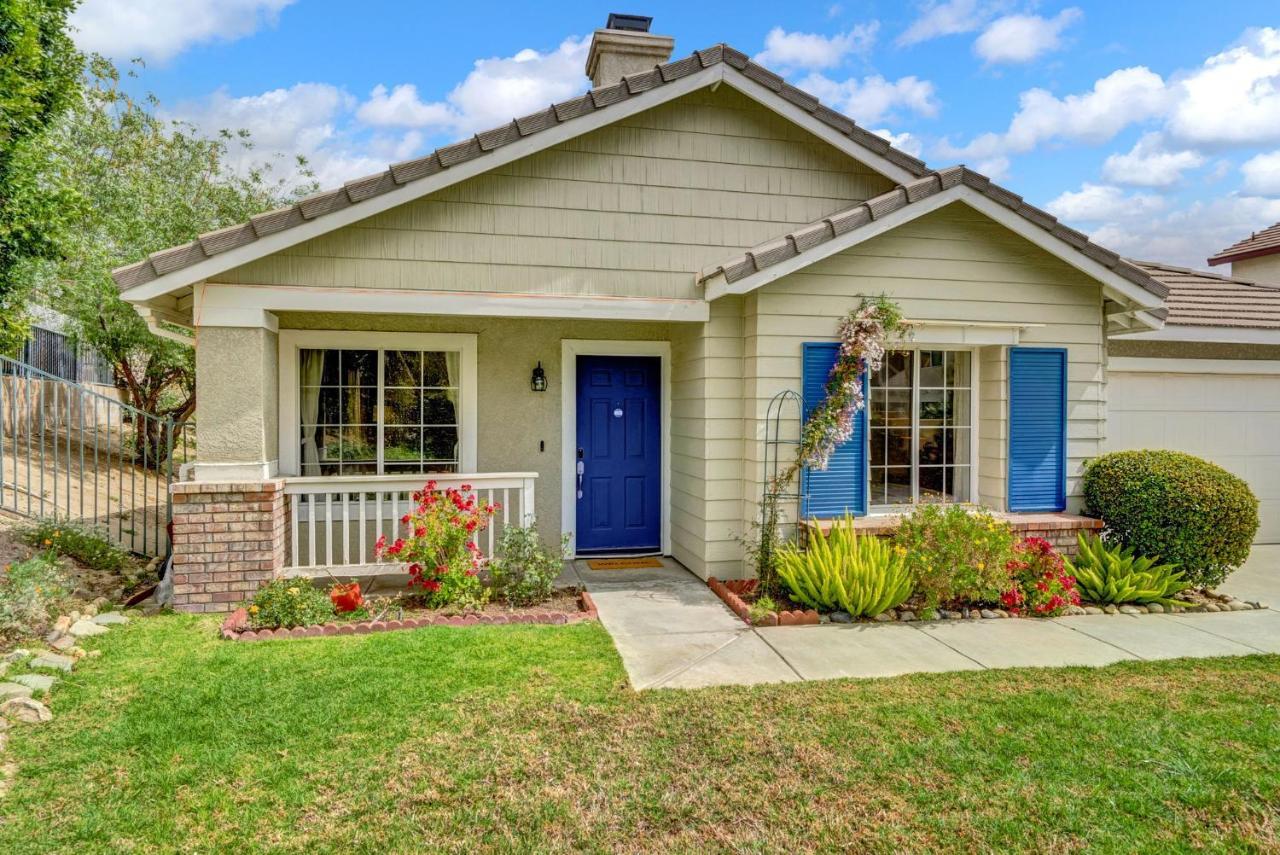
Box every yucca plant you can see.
[777,514,914,617]
[1065,532,1194,607]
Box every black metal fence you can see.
[0,354,193,557]
[21,325,114,386]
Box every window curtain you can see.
[444,350,460,463]
[299,349,324,476]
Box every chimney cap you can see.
[606,13,652,32]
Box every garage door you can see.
[1108,370,1280,543]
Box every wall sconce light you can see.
[530,361,548,392]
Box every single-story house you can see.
[113,16,1280,612]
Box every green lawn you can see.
[2,616,1278,853]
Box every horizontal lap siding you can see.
[743,205,1105,529]
[670,297,746,578]
[211,88,894,299]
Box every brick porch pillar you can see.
[170,480,287,613]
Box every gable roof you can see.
[1208,221,1280,266]
[698,166,1169,306]
[1131,260,1280,329]
[112,43,929,297]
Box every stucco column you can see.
[193,324,279,481]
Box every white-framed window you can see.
[278,331,477,477]
[868,348,975,507]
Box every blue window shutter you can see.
[800,343,867,517]
[1007,347,1067,512]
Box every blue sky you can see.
[71,0,1280,268]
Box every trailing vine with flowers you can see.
[374,481,498,609]
[751,295,907,594]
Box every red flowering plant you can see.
[374,481,499,609]
[1001,537,1080,617]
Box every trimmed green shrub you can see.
[1083,450,1258,588]
[489,523,569,607]
[15,517,131,574]
[778,514,914,616]
[892,504,1016,609]
[246,578,335,629]
[1066,533,1193,606]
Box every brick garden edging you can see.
[708,578,819,626]
[220,592,599,641]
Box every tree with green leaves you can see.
[26,56,316,462]
[0,0,82,352]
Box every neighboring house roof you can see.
[111,43,930,296]
[698,166,1169,303]
[1207,221,1280,266]
[1131,260,1280,330]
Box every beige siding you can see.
[670,296,746,579]
[742,203,1106,533]
[212,87,894,299]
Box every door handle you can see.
[576,449,585,498]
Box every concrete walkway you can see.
[573,547,1280,690]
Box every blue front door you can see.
[575,355,661,554]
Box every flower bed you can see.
[221,589,598,641]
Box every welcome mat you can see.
[585,557,664,570]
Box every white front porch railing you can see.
[281,472,537,575]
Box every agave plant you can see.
[1065,533,1193,607]
[777,513,914,617]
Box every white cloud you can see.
[356,84,455,129]
[1045,183,1165,222]
[1101,133,1205,187]
[1166,27,1280,148]
[355,36,590,136]
[800,73,939,124]
[1089,195,1280,268]
[974,9,1082,65]
[897,0,1009,46]
[70,0,294,62]
[937,66,1170,160]
[974,156,1011,180]
[1241,151,1280,196]
[754,23,879,71]
[871,128,923,158]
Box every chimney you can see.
[585,13,675,88]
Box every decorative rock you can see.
[1119,606,1143,616]
[49,635,75,652]
[1146,603,1165,614]
[92,612,129,626]
[1,697,52,723]
[68,619,108,638]
[943,610,963,620]
[968,609,982,620]
[1103,605,1120,615]
[82,602,98,618]
[53,615,71,633]
[11,674,55,693]
[872,612,893,622]
[1203,603,1220,613]
[898,610,917,622]
[2,650,30,664]
[1228,601,1251,612]
[995,609,1009,618]
[0,683,33,702]
[980,609,998,619]
[830,611,853,624]
[1083,606,1103,615]
[30,653,74,672]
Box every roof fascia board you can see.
[1113,323,1280,345]
[192,282,711,323]
[703,187,1164,326]
[120,66,723,302]
[1109,356,1280,375]
[721,69,918,185]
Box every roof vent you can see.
[606,13,652,32]
[586,14,674,88]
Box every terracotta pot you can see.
[330,582,364,613]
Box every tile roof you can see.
[1207,221,1280,266]
[698,166,1169,300]
[112,44,930,292]
[1130,260,1280,329]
